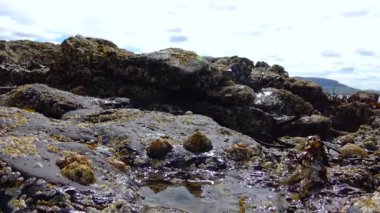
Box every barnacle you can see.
[146,139,173,159]
[183,131,213,153]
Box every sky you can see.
[0,0,379,90]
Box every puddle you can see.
[140,173,288,212]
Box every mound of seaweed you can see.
[0,36,379,212]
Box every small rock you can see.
[363,138,378,151]
[183,131,213,153]
[335,134,355,145]
[340,143,369,158]
[262,161,274,169]
[226,143,253,161]
[146,139,173,159]
[184,111,193,115]
[107,157,129,172]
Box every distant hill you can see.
[294,77,380,95]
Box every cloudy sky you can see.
[1,0,379,90]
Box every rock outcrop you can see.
[1,36,379,212]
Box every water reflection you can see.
[140,175,286,212]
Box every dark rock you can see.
[207,84,254,105]
[210,56,254,84]
[0,63,49,86]
[281,78,328,112]
[0,84,101,118]
[281,115,332,137]
[327,165,375,192]
[253,87,314,117]
[250,65,286,90]
[189,104,276,140]
[0,40,59,87]
[330,101,372,132]
[351,91,379,103]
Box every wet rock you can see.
[146,139,173,159]
[340,144,369,158]
[281,115,332,137]
[183,131,213,153]
[330,101,372,132]
[327,165,375,192]
[253,87,314,117]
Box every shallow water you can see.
[139,172,287,212]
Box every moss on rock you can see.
[56,153,96,185]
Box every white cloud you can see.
[0,0,379,90]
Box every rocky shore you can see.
[0,35,379,212]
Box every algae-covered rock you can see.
[210,56,254,85]
[281,78,328,112]
[0,40,59,87]
[0,40,59,66]
[330,101,372,132]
